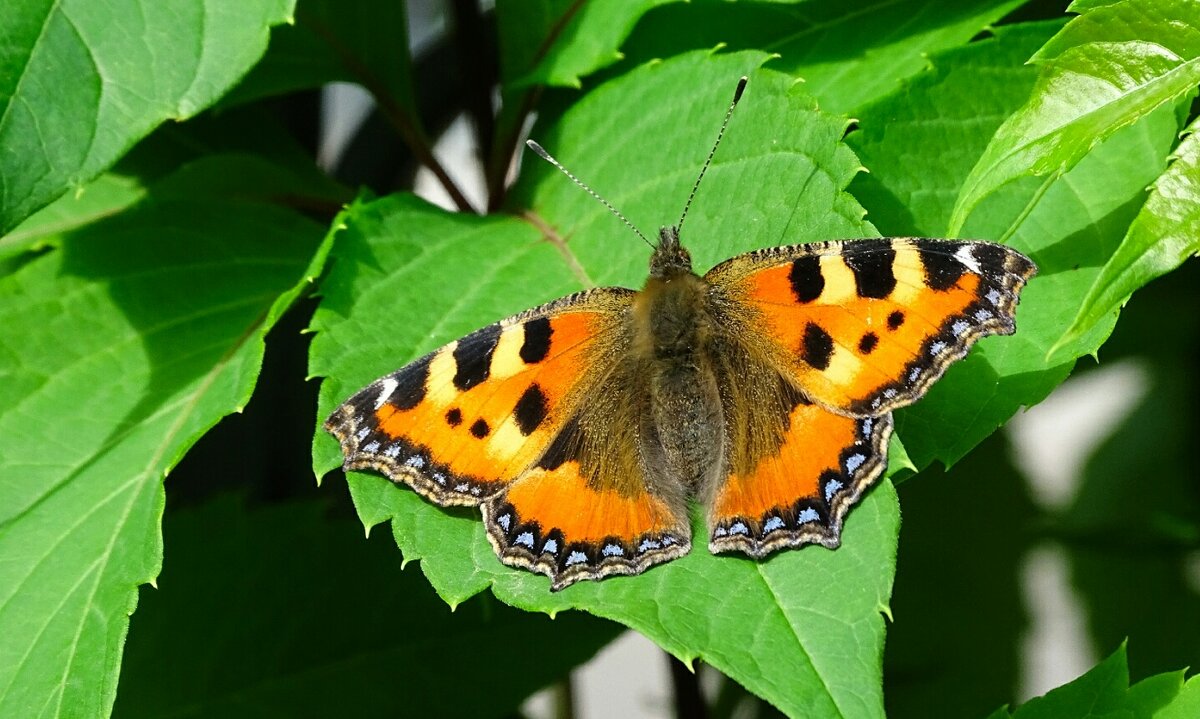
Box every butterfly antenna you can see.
[677,76,747,236]
[525,139,654,249]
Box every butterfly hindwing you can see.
[709,381,894,555]
[706,238,1036,416]
[702,333,893,555]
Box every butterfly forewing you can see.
[705,238,1036,417]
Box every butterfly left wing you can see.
[705,238,1036,416]
[702,237,1034,554]
[325,288,691,590]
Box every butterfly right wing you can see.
[325,287,691,590]
[700,238,1032,555]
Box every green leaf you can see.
[620,0,1027,114]
[497,0,678,88]
[0,160,328,718]
[0,0,295,234]
[847,21,1065,237]
[988,644,1182,718]
[0,174,146,265]
[848,20,1182,468]
[313,51,898,718]
[114,492,619,717]
[1053,117,1200,357]
[948,0,1200,234]
[225,0,415,110]
[1157,675,1200,719]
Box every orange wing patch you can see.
[709,393,893,556]
[325,289,632,507]
[709,238,1036,415]
[484,454,690,591]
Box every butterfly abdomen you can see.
[634,271,726,491]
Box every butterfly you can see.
[325,78,1036,591]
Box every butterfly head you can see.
[650,226,694,279]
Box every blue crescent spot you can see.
[824,478,844,502]
[602,544,625,557]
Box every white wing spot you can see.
[355,427,371,441]
[884,388,898,399]
[952,319,971,336]
[433,472,447,486]
[730,522,749,536]
[374,377,399,409]
[975,308,994,322]
[986,289,1002,306]
[798,507,820,523]
[763,517,785,533]
[861,418,874,436]
[930,340,948,356]
[954,245,981,273]
[496,513,511,531]
[363,441,380,453]
[602,544,625,557]
[454,482,469,492]
[514,531,535,548]
[566,550,588,566]
[405,455,426,469]
[542,539,558,555]
[845,453,866,473]
[384,443,403,458]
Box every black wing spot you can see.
[445,408,463,426]
[971,243,1010,274]
[538,417,581,471]
[801,323,834,371]
[453,324,501,391]
[392,354,432,410]
[914,239,966,291]
[844,239,896,298]
[513,384,548,436]
[887,310,905,330]
[520,317,553,364]
[858,332,879,354]
[789,255,824,303]
[470,418,490,438]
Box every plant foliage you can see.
[2,0,1198,717]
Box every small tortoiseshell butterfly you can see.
[326,78,1036,590]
